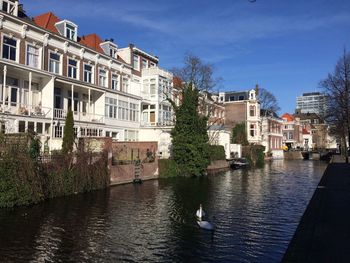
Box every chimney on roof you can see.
[129,43,134,49]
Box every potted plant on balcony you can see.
[18,106,28,115]
[34,102,42,115]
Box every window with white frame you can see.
[109,48,117,58]
[1,0,16,15]
[68,58,78,79]
[54,125,63,138]
[124,130,138,141]
[130,103,139,122]
[133,54,139,70]
[66,24,76,41]
[26,44,40,68]
[118,100,128,120]
[105,97,117,119]
[288,132,293,140]
[249,105,256,117]
[111,74,118,90]
[99,69,107,87]
[150,62,156,68]
[142,58,148,69]
[162,105,172,123]
[84,64,93,83]
[2,36,17,61]
[122,77,129,93]
[150,79,156,96]
[250,124,256,137]
[49,52,61,74]
[67,91,79,112]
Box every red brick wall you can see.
[224,102,246,128]
[110,141,159,185]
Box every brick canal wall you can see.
[110,141,159,185]
[284,151,303,160]
[207,160,230,173]
[282,163,350,262]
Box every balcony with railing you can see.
[0,101,51,118]
[53,108,104,124]
[142,67,173,79]
[140,120,174,127]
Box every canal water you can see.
[0,160,326,263]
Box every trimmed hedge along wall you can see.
[0,134,109,208]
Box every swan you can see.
[196,204,214,231]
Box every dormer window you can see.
[66,24,76,41]
[110,48,117,58]
[1,0,18,16]
[55,20,78,41]
[100,41,118,58]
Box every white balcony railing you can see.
[53,108,105,124]
[140,120,174,127]
[0,101,51,118]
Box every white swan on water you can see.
[196,204,214,231]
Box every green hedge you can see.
[209,145,226,161]
[0,134,110,208]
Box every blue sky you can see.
[22,0,350,114]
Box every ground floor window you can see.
[124,130,138,141]
[54,126,63,138]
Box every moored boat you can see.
[230,158,249,169]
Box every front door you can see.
[150,112,155,124]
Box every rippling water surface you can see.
[0,160,327,262]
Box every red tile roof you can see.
[33,12,60,34]
[281,113,295,122]
[173,76,183,89]
[79,34,104,53]
[302,128,310,135]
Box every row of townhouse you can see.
[219,87,284,158]
[281,112,337,151]
[0,0,175,154]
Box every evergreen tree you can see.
[62,110,75,154]
[171,83,210,176]
[232,123,249,145]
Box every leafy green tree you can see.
[170,84,210,176]
[62,110,75,154]
[232,123,249,145]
